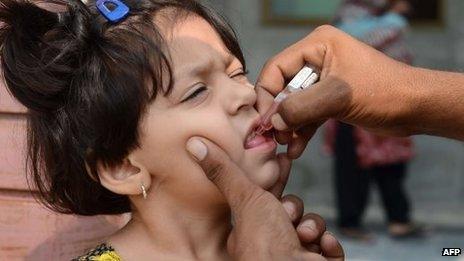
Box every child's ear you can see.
[97,156,151,197]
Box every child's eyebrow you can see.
[169,53,234,94]
[165,56,215,98]
[175,55,216,81]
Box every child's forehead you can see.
[160,13,231,58]
[160,13,237,75]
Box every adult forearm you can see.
[407,67,464,140]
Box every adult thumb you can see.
[186,137,263,211]
[274,76,351,130]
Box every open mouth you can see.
[244,130,274,150]
[244,119,275,150]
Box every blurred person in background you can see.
[324,0,425,240]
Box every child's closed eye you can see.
[180,69,249,103]
[181,85,208,103]
[230,69,249,81]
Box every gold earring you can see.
[141,182,147,199]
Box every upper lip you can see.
[244,117,262,147]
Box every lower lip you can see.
[245,135,277,152]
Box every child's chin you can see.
[247,160,280,190]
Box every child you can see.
[0,0,289,259]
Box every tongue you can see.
[245,134,267,149]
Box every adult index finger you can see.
[255,25,333,96]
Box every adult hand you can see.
[256,25,464,159]
[268,152,338,254]
[186,138,344,261]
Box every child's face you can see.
[132,15,280,210]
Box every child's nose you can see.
[227,80,257,115]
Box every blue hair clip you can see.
[96,0,130,23]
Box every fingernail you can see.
[271,114,289,131]
[324,231,333,236]
[299,219,317,232]
[323,231,338,242]
[282,201,296,219]
[186,138,207,161]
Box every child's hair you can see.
[0,0,245,215]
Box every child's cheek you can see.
[184,114,243,162]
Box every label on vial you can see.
[300,72,319,89]
[287,66,314,92]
